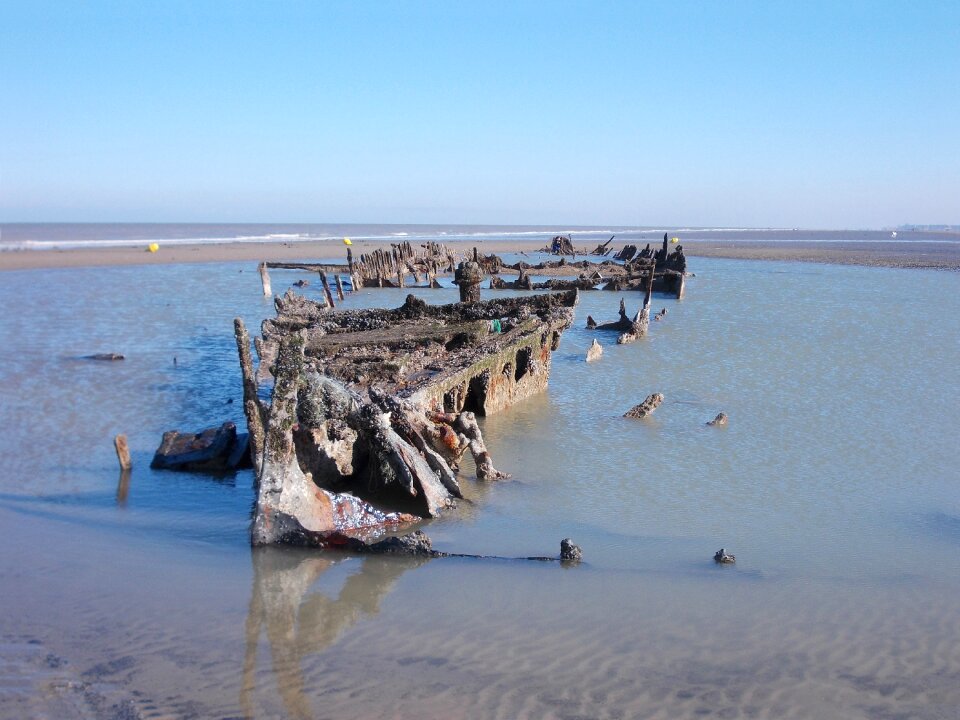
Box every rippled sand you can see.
[5,553,959,720]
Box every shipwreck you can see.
[491,234,688,299]
[234,286,578,549]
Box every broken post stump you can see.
[114,434,132,471]
[319,271,336,308]
[335,274,345,301]
[455,260,483,303]
[585,338,603,362]
[259,262,272,297]
[624,393,664,418]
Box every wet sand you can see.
[2,238,959,271]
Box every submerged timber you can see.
[235,289,578,548]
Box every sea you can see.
[1,222,959,252]
[1,224,959,719]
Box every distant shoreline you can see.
[1,238,959,272]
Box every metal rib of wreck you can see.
[235,289,578,548]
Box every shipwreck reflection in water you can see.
[241,546,428,719]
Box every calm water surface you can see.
[1,255,958,719]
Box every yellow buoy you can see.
[342,237,352,246]
[147,242,160,253]
[670,237,679,244]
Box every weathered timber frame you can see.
[235,289,578,547]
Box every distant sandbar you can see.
[2,238,958,272]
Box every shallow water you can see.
[1,256,959,719]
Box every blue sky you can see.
[1,1,957,227]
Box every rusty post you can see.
[335,274,345,300]
[114,434,132,471]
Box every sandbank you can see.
[685,240,960,271]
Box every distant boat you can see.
[891,231,897,238]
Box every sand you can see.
[2,237,959,272]
[686,240,960,270]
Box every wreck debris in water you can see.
[235,289,578,548]
[490,234,687,299]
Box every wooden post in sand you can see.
[114,434,132,471]
[319,271,336,308]
[258,262,272,297]
[335,274,345,301]
[346,248,358,292]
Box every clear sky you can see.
[1,1,957,227]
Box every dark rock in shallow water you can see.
[84,353,124,361]
[714,548,735,564]
[624,393,664,418]
[151,422,250,472]
[560,538,583,562]
[361,530,438,556]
